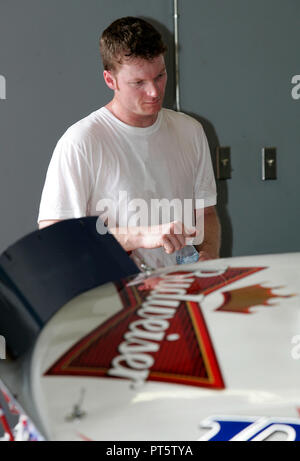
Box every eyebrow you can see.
[129,67,167,83]
[158,66,167,74]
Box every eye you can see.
[155,72,166,82]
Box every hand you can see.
[198,250,214,261]
[142,221,197,254]
[110,221,197,254]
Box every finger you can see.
[167,235,183,252]
[170,221,184,235]
[176,234,186,248]
[184,226,197,237]
[162,235,175,254]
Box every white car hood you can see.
[28,253,300,441]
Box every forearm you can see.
[109,222,196,254]
[109,226,145,252]
[38,220,62,229]
[194,207,221,259]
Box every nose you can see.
[146,81,159,98]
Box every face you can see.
[104,54,167,127]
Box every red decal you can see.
[45,267,265,389]
[77,432,93,441]
[0,405,14,441]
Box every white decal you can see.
[109,266,227,386]
[291,335,300,360]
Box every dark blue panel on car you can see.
[0,217,139,357]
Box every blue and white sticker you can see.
[199,416,300,441]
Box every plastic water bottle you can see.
[176,245,199,265]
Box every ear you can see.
[103,70,117,90]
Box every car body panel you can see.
[22,253,300,441]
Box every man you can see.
[38,17,220,268]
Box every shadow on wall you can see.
[188,113,233,258]
[140,18,233,258]
[141,17,176,110]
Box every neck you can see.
[106,100,158,128]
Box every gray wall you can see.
[180,0,300,257]
[0,0,299,258]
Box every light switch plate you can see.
[262,147,277,180]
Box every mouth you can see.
[144,99,161,105]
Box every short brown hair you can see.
[100,17,167,72]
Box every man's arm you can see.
[110,221,196,254]
[39,220,61,229]
[194,206,221,261]
[38,219,196,254]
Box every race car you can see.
[0,217,300,441]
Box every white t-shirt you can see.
[38,107,217,268]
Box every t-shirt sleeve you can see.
[194,124,217,208]
[37,138,93,223]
